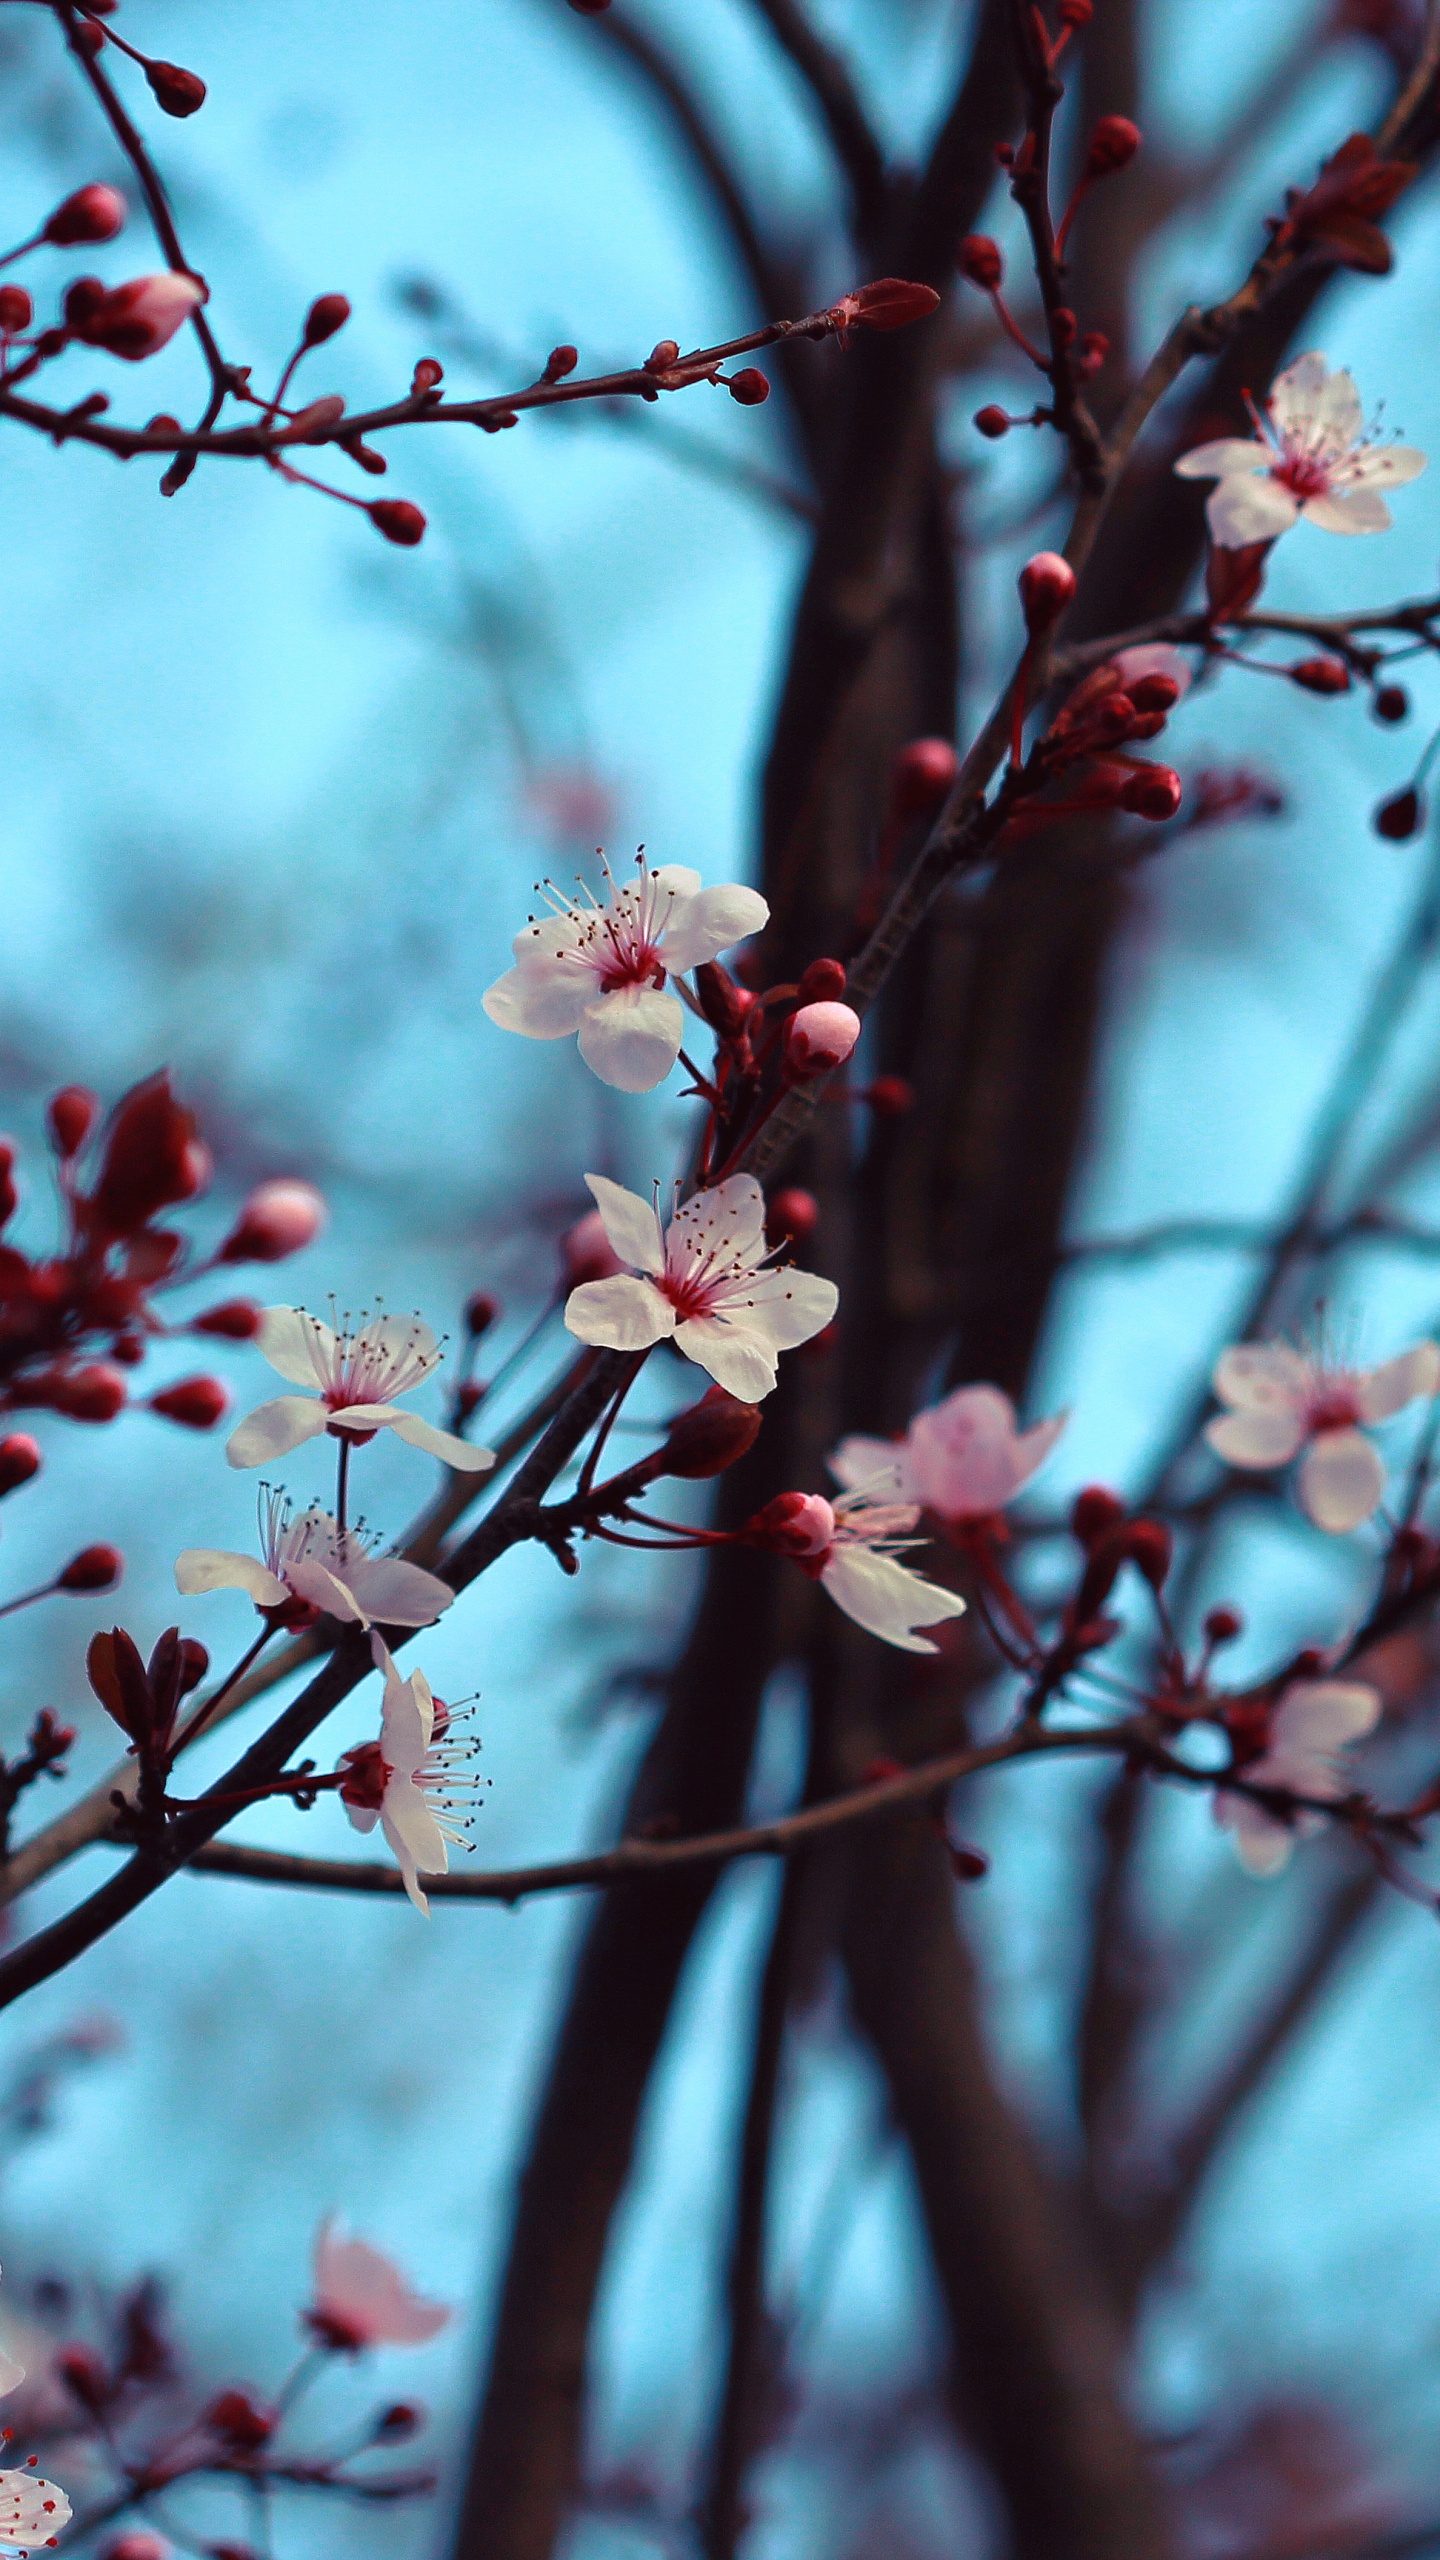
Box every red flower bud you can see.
[864,1073,914,1116]
[1374,683,1409,724]
[149,1376,228,1431]
[1127,672,1181,715]
[786,1000,862,1076]
[658,1385,762,1479]
[100,2535,170,2560]
[1291,656,1351,694]
[1018,550,1076,635]
[59,1543,124,1594]
[218,1178,326,1263]
[41,1364,127,1423]
[303,292,350,347]
[1085,115,1141,177]
[957,234,1003,290]
[693,961,753,1039]
[974,404,1010,438]
[465,1290,500,1339]
[728,367,770,405]
[203,2387,273,2449]
[797,956,848,1003]
[58,2344,110,2414]
[45,183,126,246]
[411,357,444,394]
[47,1085,99,1159]
[0,285,31,334]
[1204,1604,1244,1644]
[1119,764,1182,820]
[1376,786,1422,840]
[765,1187,818,1247]
[145,59,207,116]
[837,277,941,331]
[889,736,958,822]
[646,340,680,371]
[369,500,426,546]
[191,1298,263,1340]
[0,1435,41,1497]
[545,345,579,380]
[1060,0,1093,21]
[1071,1484,1126,1545]
[89,1071,207,1233]
[1125,1518,1172,1589]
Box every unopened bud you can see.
[46,182,126,247]
[545,344,578,380]
[1204,1604,1243,1644]
[1052,307,1077,349]
[68,270,206,361]
[889,736,957,821]
[957,235,1003,290]
[865,1073,914,1116]
[145,59,207,116]
[58,2344,109,2413]
[149,1376,228,1431]
[218,1178,326,1263]
[744,1490,834,1556]
[1120,764,1182,820]
[411,358,443,394]
[0,285,31,333]
[1071,1484,1126,1545]
[369,499,426,546]
[43,1364,127,1423]
[1291,656,1350,695]
[303,292,350,347]
[1125,1519,1172,1589]
[786,1000,861,1076]
[47,1085,99,1159]
[0,1436,41,1497]
[766,1187,818,1246]
[1375,785,1422,840]
[797,957,847,1003]
[1077,330,1109,375]
[191,1299,263,1340]
[974,403,1010,438]
[1374,683,1409,724]
[560,1208,624,1287]
[727,367,769,405]
[1018,549,1076,635]
[693,961,753,1039]
[59,1543,124,1594]
[1126,672,1180,714]
[203,2388,272,2449]
[646,340,680,372]
[464,1290,500,1339]
[1085,115,1141,177]
[658,1385,762,1479]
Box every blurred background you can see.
[3,2,1440,2555]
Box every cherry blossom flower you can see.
[562,1173,837,1400]
[226,1307,494,1472]
[1175,353,1425,545]
[482,855,768,1093]
[306,2219,450,2352]
[176,1490,453,1630]
[831,1384,1065,1521]
[1217,1678,1381,1875]
[338,1639,481,1913]
[759,1489,966,1652]
[1204,1338,1439,1531]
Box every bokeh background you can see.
[3,2,1440,2553]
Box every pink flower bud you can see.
[59,1543,124,1593]
[864,1073,913,1116]
[47,1084,99,1159]
[145,59,207,116]
[149,1376,229,1431]
[218,1178,326,1263]
[303,292,350,347]
[45,183,126,246]
[728,367,770,405]
[41,1364,127,1423]
[370,500,426,546]
[1018,550,1076,635]
[786,1000,862,1076]
[69,270,207,361]
[765,1187,818,1246]
[1290,655,1351,695]
[0,1435,41,1497]
[957,235,1003,289]
[974,403,1010,438]
[1119,764,1182,820]
[889,737,958,822]
[561,1208,624,1287]
[658,1385,762,1479]
[797,956,848,1003]
[412,357,443,394]
[646,340,681,372]
[465,1291,500,1338]
[744,1490,835,1556]
[191,1298,263,1339]
[0,285,31,334]
[1085,115,1141,177]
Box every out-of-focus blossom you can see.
[1176,354,1425,544]
[338,1640,478,1914]
[563,1174,837,1401]
[176,1492,452,1629]
[65,269,206,360]
[1111,642,1192,699]
[1218,1679,1381,1873]
[226,1309,493,1472]
[744,1489,966,1652]
[1205,1338,1439,1530]
[831,1384,1065,1521]
[483,856,768,1092]
[306,2219,449,2350]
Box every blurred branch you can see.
[744,0,889,242]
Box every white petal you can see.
[174,1548,288,1607]
[226,1395,329,1469]
[344,1800,381,1835]
[708,1265,838,1352]
[828,1434,910,1497]
[385,1411,496,1470]
[381,1787,447,1916]
[565,1273,675,1352]
[584,1173,667,1276]
[0,2351,23,2398]
[259,1305,338,1389]
[821,1547,966,1653]
[482,957,590,1040]
[1297,1427,1385,1531]
[658,881,769,973]
[1309,364,1363,447]
[577,985,686,1093]
[1174,437,1269,481]
[671,1314,780,1400]
[1205,1409,1305,1468]
[286,1556,367,1622]
[1269,352,1329,434]
[1208,475,1299,544]
[1216,1789,1295,1876]
[667,1173,768,1268]
[1346,443,1427,490]
[1272,1679,1381,1757]
[347,1554,454,1625]
[1213,1342,1309,1412]
[1357,1340,1440,1420]
[1301,489,1390,534]
[362,1310,442,1376]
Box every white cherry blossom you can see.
[307,2219,450,2351]
[1217,1678,1381,1875]
[338,1638,481,1914]
[1205,1338,1439,1531]
[176,1490,453,1630]
[831,1383,1065,1520]
[226,1307,494,1473]
[1175,353,1425,546]
[563,1173,837,1401]
[482,854,768,1093]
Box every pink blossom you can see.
[226,1307,494,1473]
[786,1001,861,1075]
[307,2218,450,2351]
[176,1490,453,1630]
[1205,1337,1439,1530]
[338,1638,481,1913]
[831,1383,1065,1521]
[779,1490,967,1652]
[1175,353,1425,545]
[1217,1679,1381,1874]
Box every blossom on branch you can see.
[176,1490,453,1629]
[831,1384,1066,1523]
[1175,353,1425,545]
[744,1489,966,1652]
[306,2220,449,2351]
[1217,1678,1381,1874]
[483,855,768,1093]
[226,1309,494,1472]
[1205,1338,1439,1530]
[337,1640,480,1914]
[562,1173,837,1400]
[64,270,206,361]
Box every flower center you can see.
[597,945,666,994]
[338,1742,391,1810]
[659,1267,720,1322]
[1273,450,1333,500]
[1307,1388,1361,1432]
